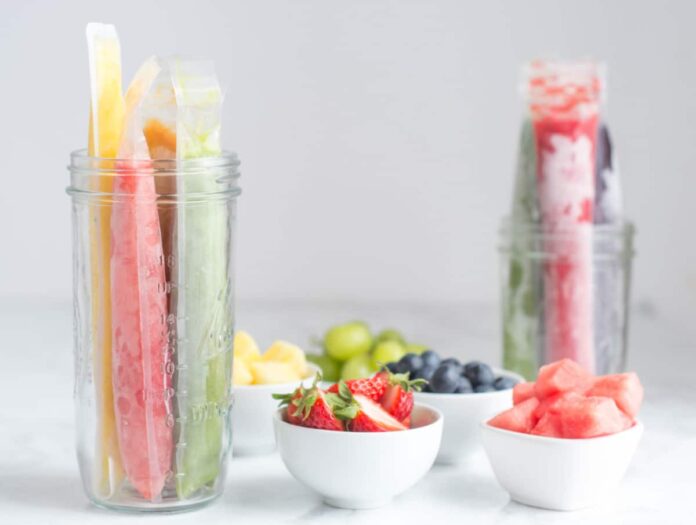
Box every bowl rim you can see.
[481,419,644,444]
[233,363,321,391]
[414,368,525,399]
[273,401,443,436]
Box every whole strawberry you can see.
[380,372,427,427]
[273,376,343,431]
[326,371,389,401]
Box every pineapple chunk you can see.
[234,330,261,364]
[233,358,253,386]
[250,361,301,385]
[263,340,307,377]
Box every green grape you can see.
[371,340,406,368]
[341,354,376,381]
[306,353,341,382]
[405,343,428,355]
[324,321,373,361]
[374,328,406,346]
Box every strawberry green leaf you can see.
[325,390,360,421]
[272,388,300,406]
[386,370,428,391]
[337,380,354,402]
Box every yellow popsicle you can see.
[86,22,125,498]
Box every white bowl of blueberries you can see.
[387,350,523,465]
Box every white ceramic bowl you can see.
[231,364,319,456]
[414,368,523,464]
[481,421,644,511]
[274,403,443,509]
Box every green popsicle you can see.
[170,59,233,498]
[503,119,542,380]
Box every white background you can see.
[1,0,695,340]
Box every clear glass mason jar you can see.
[67,150,241,511]
[499,219,634,380]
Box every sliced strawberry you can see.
[380,387,414,427]
[379,372,427,426]
[326,371,389,401]
[273,376,343,431]
[302,390,344,431]
[347,394,407,432]
[329,381,407,432]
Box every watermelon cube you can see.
[488,397,539,434]
[587,373,644,419]
[556,395,632,438]
[532,391,584,420]
[531,412,563,438]
[512,382,536,405]
[534,358,592,399]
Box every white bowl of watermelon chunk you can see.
[482,359,644,511]
[273,372,443,509]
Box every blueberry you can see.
[421,350,441,369]
[453,376,473,393]
[398,353,424,375]
[422,383,433,393]
[474,384,496,393]
[430,364,460,393]
[463,361,496,387]
[440,357,462,369]
[385,361,401,374]
[493,376,518,391]
[412,364,437,382]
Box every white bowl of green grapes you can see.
[306,321,430,383]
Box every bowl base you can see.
[324,497,392,510]
[510,493,600,512]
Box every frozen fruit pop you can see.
[111,57,173,501]
[505,119,622,378]
[85,22,125,497]
[593,123,623,373]
[526,61,601,373]
[504,119,542,379]
[169,59,233,498]
[140,75,179,297]
[594,124,621,224]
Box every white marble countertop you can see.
[1,299,694,524]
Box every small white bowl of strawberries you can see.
[273,370,443,509]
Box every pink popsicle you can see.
[111,159,172,500]
[528,62,601,373]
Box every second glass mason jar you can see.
[499,220,635,380]
[68,151,240,511]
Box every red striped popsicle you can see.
[527,61,602,373]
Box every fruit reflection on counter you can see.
[307,321,429,382]
[233,330,309,386]
[387,350,518,394]
[274,370,425,431]
[488,358,643,438]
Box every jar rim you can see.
[498,217,636,259]
[67,149,241,201]
[68,149,240,175]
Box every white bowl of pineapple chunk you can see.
[232,331,319,456]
